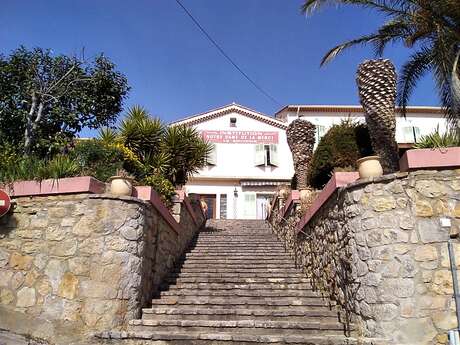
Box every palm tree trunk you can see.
[357,59,400,173]
[286,119,316,189]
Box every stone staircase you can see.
[97,220,372,345]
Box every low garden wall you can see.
[270,169,460,345]
[0,179,205,345]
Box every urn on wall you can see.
[109,169,135,196]
[356,156,384,179]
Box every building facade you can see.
[276,105,446,148]
[172,104,294,220]
[174,103,445,220]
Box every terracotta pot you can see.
[357,156,383,179]
[109,177,133,196]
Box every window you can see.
[254,144,278,167]
[243,192,256,219]
[402,126,421,143]
[206,144,217,165]
[316,125,327,143]
[230,117,237,127]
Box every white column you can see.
[215,193,221,220]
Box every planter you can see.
[399,147,460,172]
[357,156,383,179]
[109,176,133,196]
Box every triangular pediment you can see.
[171,103,288,130]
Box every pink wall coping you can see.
[3,176,105,197]
[297,172,359,233]
[133,186,180,235]
[283,190,300,218]
[2,176,207,237]
[175,190,204,227]
[399,147,460,172]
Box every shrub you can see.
[308,120,373,189]
[70,139,125,182]
[143,174,176,207]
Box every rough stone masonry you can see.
[0,192,204,345]
[270,169,460,345]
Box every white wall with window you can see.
[276,105,446,146]
[172,104,294,220]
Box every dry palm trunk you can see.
[357,59,400,173]
[286,119,316,189]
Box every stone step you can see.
[160,289,323,298]
[151,296,334,308]
[95,330,379,345]
[166,276,312,285]
[186,252,289,256]
[182,258,294,264]
[141,307,339,322]
[178,264,297,270]
[170,272,307,279]
[164,282,313,290]
[128,319,347,336]
[191,243,284,247]
[175,268,301,274]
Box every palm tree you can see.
[162,125,212,186]
[301,0,460,126]
[286,119,316,189]
[357,59,400,173]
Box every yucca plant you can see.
[119,106,165,161]
[162,125,212,186]
[357,59,400,173]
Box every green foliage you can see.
[162,125,212,186]
[413,129,460,149]
[120,106,165,161]
[308,121,373,189]
[0,46,129,157]
[117,106,211,186]
[143,174,177,207]
[302,0,460,125]
[0,154,81,184]
[70,139,125,182]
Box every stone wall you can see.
[270,170,460,345]
[0,192,205,345]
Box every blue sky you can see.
[1,0,437,131]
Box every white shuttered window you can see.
[254,144,265,166]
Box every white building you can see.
[173,103,444,220]
[172,104,294,220]
[276,105,446,149]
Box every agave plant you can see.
[357,59,400,173]
[286,119,316,190]
[301,0,460,126]
[414,128,460,148]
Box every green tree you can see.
[0,46,129,156]
[301,0,460,125]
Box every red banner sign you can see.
[201,130,279,144]
[0,190,11,217]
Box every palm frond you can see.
[397,47,433,116]
[321,34,381,65]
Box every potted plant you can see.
[356,155,384,179]
[108,169,135,196]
